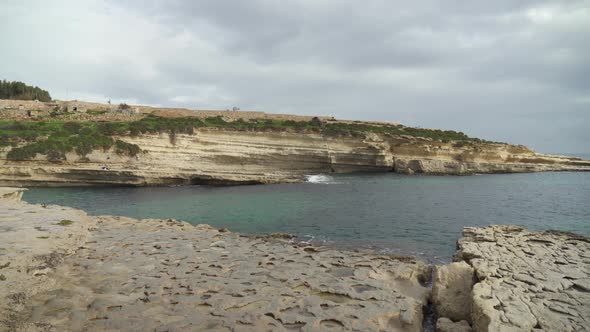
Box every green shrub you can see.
[97,122,127,136]
[87,110,107,115]
[56,219,73,226]
[74,133,114,156]
[46,149,65,162]
[114,140,141,156]
[6,147,35,160]
[63,122,82,133]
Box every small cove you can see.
[23,172,590,263]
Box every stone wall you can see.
[0,99,56,111]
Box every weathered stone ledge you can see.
[433,225,590,332]
[2,189,588,331]
[0,192,431,332]
[0,187,26,200]
[0,190,92,332]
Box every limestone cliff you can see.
[0,127,588,186]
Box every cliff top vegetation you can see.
[0,115,496,162]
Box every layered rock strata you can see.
[434,226,590,332]
[1,128,589,186]
[1,192,431,332]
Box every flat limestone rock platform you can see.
[452,225,590,331]
[0,193,431,332]
[0,193,92,332]
[3,187,588,332]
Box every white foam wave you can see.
[304,174,337,184]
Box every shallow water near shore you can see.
[23,172,590,263]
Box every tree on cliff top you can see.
[0,80,52,102]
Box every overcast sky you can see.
[1,1,589,154]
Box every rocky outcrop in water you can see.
[434,225,590,332]
[1,128,589,186]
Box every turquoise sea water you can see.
[23,172,590,263]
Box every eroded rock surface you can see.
[0,194,92,332]
[3,203,431,331]
[436,318,472,332]
[432,261,474,323]
[455,225,590,332]
[0,187,26,201]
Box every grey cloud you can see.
[1,0,589,154]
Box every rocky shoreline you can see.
[0,188,588,331]
[442,226,590,331]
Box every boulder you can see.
[432,261,474,322]
[436,317,472,332]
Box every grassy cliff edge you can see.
[1,114,495,162]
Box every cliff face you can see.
[0,128,588,186]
